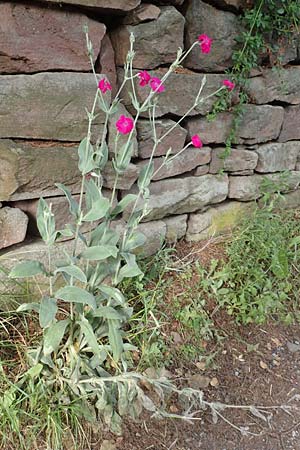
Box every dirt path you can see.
[100,321,300,450]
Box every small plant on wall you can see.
[2,32,234,447]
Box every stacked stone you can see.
[1,0,300,258]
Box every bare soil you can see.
[100,240,300,450]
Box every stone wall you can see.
[1,0,300,258]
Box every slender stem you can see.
[73,91,98,257]
[48,246,53,297]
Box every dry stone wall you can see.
[1,0,300,258]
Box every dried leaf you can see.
[260,360,268,370]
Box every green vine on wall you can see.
[208,0,300,157]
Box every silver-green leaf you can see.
[9,261,47,279]
[55,286,96,309]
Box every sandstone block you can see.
[135,221,166,256]
[205,0,242,10]
[137,119,187,159]
[0,73,108,141]
[186,113,233,145]
[246,67,300,105]
[255,142,300,173]
[186,201,253,242]
[38,0,141,12]
[0,140,80,201]
[270,35,300,66]
[102,162,139,190]
[111,219,167,256]
[124,174,229,221]
[0,207,28,249]
[275,189,300,210]
[210,148,258,174]
[184,0,241,72]
[96,35,117,95]
[151,0,184,4]
[164,215,187,243]
[186,105,284,145]
[229,172,300,201]
[0,3,105,74]
[111,7,184,69]
[194,165,210,176]
[120,69,225,118]
[137,147,211,181]
[13,189,114,239]
[123,3,161,25]
[279,105,300,143]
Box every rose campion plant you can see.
[8,31,231,436]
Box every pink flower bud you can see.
[138,70,151,87]
[191,134,203,148]
[98,78,112,94]
[150,77,165,93]
[198,34,212,54]
[223,79,235,91]
[116,115,134,135]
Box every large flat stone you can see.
[229,172,300,201]
[0,207,28,250]
[205,0,242,10]
[111,7,184,69]
[279,105,300,143]
[0,3,105,74]
[137,119,187,159]
[137,147,211,180]
[124,174,229,221]
[135,221,166,256]
[0,73,108,141]
[275,189,300,209]
[255,142,300,173]
[186,201,253,242]
[13,189,114,239]
[37,0,141,12]
[0,140,80,201]
[96,34,117,95]
[151,0,184,5]
[164,214,187,243]
[246,67,300,105]
[186,113,233,145]
[186,105,284,145]
[184,0,241,72]
[120,69,225,118]
[210,148,258,174]
[102,162,139,190]
[123,3,161,25]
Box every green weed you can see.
[198,203,300,325]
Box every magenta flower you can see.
[138,70,151,87]
[223,79,235,91]
[150,77,165,93]
[116,115,134,135]
[198,34,212,54]
[191,135,203,148]
[98,78,112,94]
